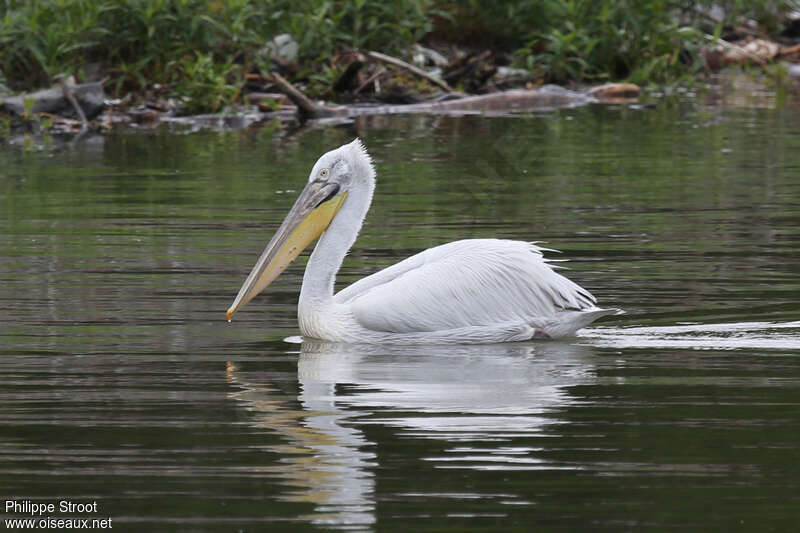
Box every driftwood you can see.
[409,86,592,113]
[354,69,386,95]
[345,85,595,117]
[269,72,320,115]
[1,80,104,120]
[587,83,641,102]
[268,79,613,121]
[366,50,453,92]
[777,43,800,57]
[55,75,89,133]
[269,72,346,118]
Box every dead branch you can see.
[778,43,800,57]
[269,72,325,117]
[366,50,453,92]
[55,74,88,133]
[354,68,386,95]
[269,72,346,119]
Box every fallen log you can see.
[587,83,641,102]
[347,85,595,117]
[269,72,346,119]
[411,85,593,113]
[1,80,104,120]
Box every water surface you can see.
[2,102,799,531]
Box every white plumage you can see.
[228,139,620,344]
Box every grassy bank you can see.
[0,0,794,114]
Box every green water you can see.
[1,104,799,531]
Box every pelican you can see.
[226,139,620,344]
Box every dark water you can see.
[2,103,800,531]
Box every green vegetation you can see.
[445,1,788,84]
[0,0,792,113]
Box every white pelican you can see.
[226,139,620,344]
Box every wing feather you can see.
[338,239,597,334]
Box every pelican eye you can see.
[319,168,330,179]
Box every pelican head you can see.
[226,139,375,321]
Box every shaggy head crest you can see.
[347,138,375,180]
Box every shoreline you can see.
[1,67,799,146]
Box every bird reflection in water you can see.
[226,340,598,529]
